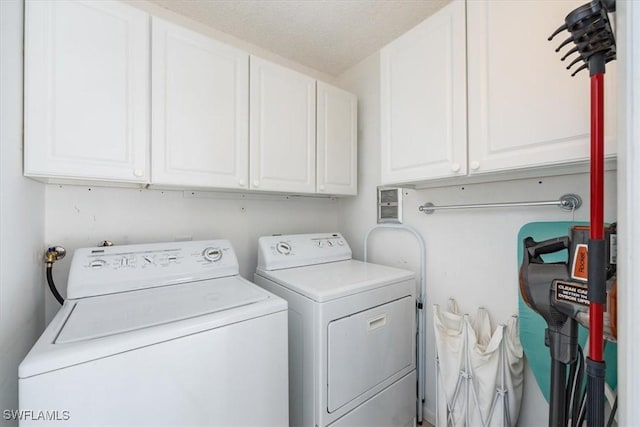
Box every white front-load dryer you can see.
[254,233,416,427]
[19,240,288,426]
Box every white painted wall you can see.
[0,0,46,423]
[43,186,339,321]
[336,52,618,426]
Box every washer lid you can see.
[20,276,286,379]
[56,276,268,344]
[256,259,414,302]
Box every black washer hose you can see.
[46,264,64,305]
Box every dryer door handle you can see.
[368,314,387,331]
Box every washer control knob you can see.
[316,240,324,248]
[337,239,345,246]
[276,242,291,255]
[203,247,223,262]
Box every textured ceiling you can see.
[150,0,450,76]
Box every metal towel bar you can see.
[419,193,582,214]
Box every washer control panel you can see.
[67,240,238,299]
[257,233,352,271]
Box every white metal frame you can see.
[363,224,426,423]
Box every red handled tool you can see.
[549,1,616,425]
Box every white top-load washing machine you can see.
[254,233,416,427]
[19,240,288,427]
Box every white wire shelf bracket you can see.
[418,193,582,214]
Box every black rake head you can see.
[548,0,616,77]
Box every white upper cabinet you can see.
[23,2,356,195]
[467,0,617,174]
[250,57,317,193]
[24,0,149,184]
[317,82,358,195]
[380,0,467,185]
[151,17,249,189]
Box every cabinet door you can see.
[24,0,149,183]
[380,0,467,184]
[317,82,358,195]
[151,18,249,189]
[250,57,316,193]
[467,0,617,174]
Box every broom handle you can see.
[587,68,606,427]
[589,72,605,364]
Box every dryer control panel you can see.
[257,233,352,271]
[67,240,239,299]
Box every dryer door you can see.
[327,295,414,412]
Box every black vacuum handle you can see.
[525,236,570,259]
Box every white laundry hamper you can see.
[434,300,524,427]
[434,300,466,427]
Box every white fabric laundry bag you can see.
[467,308,503,426]
[434,301,524,427]
[490,316,524,426]
[434,300,466,427]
